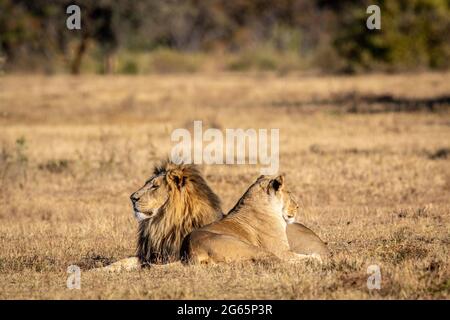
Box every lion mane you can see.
[136,161,223,265]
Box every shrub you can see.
[147,49,201,73]
[334,0,450,72]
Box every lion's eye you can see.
[152,184,159,189]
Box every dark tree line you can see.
[0,0,449,73]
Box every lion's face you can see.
[254,175,298,224]
[135,161,223,264]
[130,174,169,222]
[282,191,298,224]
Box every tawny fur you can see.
[96,163,326,272]
[136,161,223,264]
[181,175,321,264]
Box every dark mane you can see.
[136,161,223,265]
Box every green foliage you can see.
[0,0,449,73]
[334,0,450,72]
[227,48,278,71]
[226,47,306,73]
[119,60,139,75]
[147,49,201,73]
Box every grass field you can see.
[0,72,449,299]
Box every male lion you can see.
[180,175,321,264]
[96,161,223,272]
[133,162,223,264]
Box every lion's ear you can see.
[168,169,186,189]
[269,175,284,193]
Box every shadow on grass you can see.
[272,94,450,113]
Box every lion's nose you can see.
[130,193,139,202]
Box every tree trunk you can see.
[71,36,88,75]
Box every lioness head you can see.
[282,191,299,224]
[235,175,298,224]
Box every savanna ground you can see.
[0,72,449,299]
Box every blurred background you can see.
[1,0,449,75]
[1,0,450,299]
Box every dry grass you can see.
[0,72,449,299]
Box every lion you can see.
[287,223,329,258]
[94,161,223,272]
[180,175,321,264]
[96,162,327,272]
[133,161,224,264]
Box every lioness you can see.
[181,175,321,264]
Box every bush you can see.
[334,0,450,72]
[147,49,201,73]
[226,47,306,73]
[119,60,139,74]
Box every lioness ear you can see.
[168,169,186,189]
[270,175,284,193]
